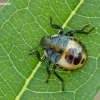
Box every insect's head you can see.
[40,36,52,49]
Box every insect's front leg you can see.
[50,17,63,35]
[29,49,46,62]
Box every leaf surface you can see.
[0,0,100,100]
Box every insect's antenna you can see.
[30,45,40,51]
[29,45,41,55]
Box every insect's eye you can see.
[40,36,46,45]
[47,36,51,39]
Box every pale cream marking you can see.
[56,39,87,70]
[51,34,60,38]
[44,50,48,57]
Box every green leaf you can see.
[0,0,100,100]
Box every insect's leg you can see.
[52,65,64,91]
[65,25,95,36]
[29,50,46,62]
[50,17,63,35]
[41,55,47,62]
[46,61,51,83]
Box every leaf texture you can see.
[0,0,100,100]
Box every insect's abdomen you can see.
[56,37,87,70]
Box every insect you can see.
[29,17,94,91]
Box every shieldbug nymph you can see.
[29,17,94,91]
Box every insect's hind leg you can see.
[50,17,63,35]
[52,65,64,91]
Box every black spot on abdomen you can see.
[65,48,82,65]
[73,53,82,65]
[65,48,77,64]
[65,54,74,64]
[81,58,85,64]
